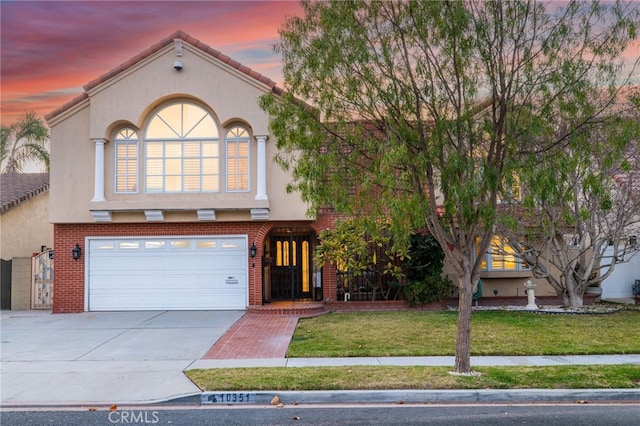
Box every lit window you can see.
[499,173,522,203]
[226,126,250,192]
[144,103,219,193]
[119,241,140,250]
[196,241,217,249]
[114,128,138,193]
[144,240,165,249]
[170,240,190,249]
[478,236,529,271]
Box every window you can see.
[478,236,529,272]
[499,173,522,203]
[144,103,219,193]
[114,128,138,193]
[226,126,250,192]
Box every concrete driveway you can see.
[0,310,244,406]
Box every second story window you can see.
[144,103,219,193]
[225,126,250,192]
[114,128,138,193]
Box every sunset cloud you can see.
[1,1,638,128]
[0,0,302,125]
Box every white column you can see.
[255,135,268,201]
[91,138,107,202]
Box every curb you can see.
[2,389,638,408]
[196,389,640,406]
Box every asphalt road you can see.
[3,403,640,426]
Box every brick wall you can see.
[53,217,343,313]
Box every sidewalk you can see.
[190,354,640,369]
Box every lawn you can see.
[287,309,640,357]
[186,307,640,391]
[187,365,640,391]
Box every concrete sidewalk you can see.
[189,354,640,369]
[1,310,639,407]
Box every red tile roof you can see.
[45,30,284,122]
[0,173,49,214]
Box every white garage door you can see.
[87,236,247,311]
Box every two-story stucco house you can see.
[45,31,339,313]
[48,31,630,314]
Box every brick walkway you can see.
[203,314,300,359]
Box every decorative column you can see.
[91,138,107,202]
[255,135,268,201]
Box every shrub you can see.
[403,273,455,307]
[401,233,453,306]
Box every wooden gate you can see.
[32,250,53,309]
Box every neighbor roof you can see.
[45,30,283,122]
[0,173,49,214]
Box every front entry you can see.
[263,227,321,302]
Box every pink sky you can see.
[0,0,303,126]
[1,1,638,128]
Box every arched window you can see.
[144,103,219,193]
[114,128,139,193]
[225,126,250,192]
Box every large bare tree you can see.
[260,0,639,373]
[498,90,640,307]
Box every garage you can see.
[86,236,247,311]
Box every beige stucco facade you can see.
[0,192,52,260]
[1,191,53,310]
[47,41,308,225]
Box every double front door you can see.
[265,228,318,301]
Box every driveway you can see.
[0,310,244,406]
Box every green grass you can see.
[287,310,640,357]
[186,307,640,391]
[186,365,640,391]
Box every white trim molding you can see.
[90,210,112,222]
[144,210,164,221]
[250,208,269,220]
[197,209,216,221]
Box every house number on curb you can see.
[201,392,255,404]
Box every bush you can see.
[402,233,453,306]
[403,273,455,307]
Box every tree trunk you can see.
[563,272,585,308]
[454,274,473,373]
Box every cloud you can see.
[0,1,301,125]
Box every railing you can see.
[336,270,401,301]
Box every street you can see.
[2,403,639,425]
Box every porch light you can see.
[250,243,257,258]
[72,244,82,261]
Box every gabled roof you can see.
[0,173,49,214]
[45,30,284,122]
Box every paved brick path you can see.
[203,314,299,359]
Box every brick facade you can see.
[53,212,343,313]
